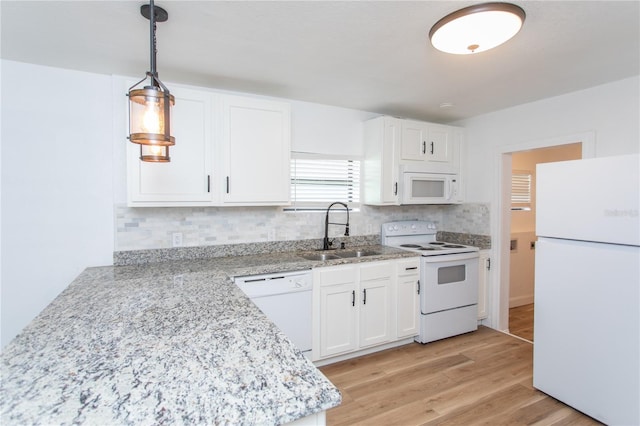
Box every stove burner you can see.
[429,242,446,246]
[400,244,423,248]
[443,244,465,248]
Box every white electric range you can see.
[381,220,480,343]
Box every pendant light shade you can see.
[127,0,175,162]
[140,144,170,162]
[430,2,525,55]
[128,86,174,146]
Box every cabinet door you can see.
[319,283,358,357]
[478,251,491,320]
[359,261,394,348]
[363,116,400,205]
[127,87,212,205]
[221,95,291,205]
[359,278,393,348]
[396,259,420,338]
[400,120,428,161]
[426,125,453,163]
[380,118,401,204]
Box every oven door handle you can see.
[422,251,479,263]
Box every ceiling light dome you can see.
[430,2,525,55]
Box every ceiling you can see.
[2,1,639,123]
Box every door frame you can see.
[490,132,596,331]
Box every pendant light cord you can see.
[149,0,158,83]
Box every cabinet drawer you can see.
[397,258,420,276]
[316,264,357,287]
[360,261,392,281]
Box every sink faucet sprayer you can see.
[323,202,350,250]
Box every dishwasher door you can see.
[235,271,313,357]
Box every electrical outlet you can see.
[172,232,183,247]
[366,223,374,234]
[267,229,276,241]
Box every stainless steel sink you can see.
[335,250,381,258]
[299,253,340,261]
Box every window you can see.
[288,155,360,211]
[511,171,532,211]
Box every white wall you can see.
[460,76,640,204]
[1,60,115,348]
[456,75,640,330]
[289,100,375,157]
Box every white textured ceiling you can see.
[2,1,639,122]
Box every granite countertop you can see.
[1,245,417,425]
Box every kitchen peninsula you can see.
[0,243,415,425]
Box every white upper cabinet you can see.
[400,120,454,165]
[122,77,291,207]
[220,95,291,205]
[363,116,401,205]
[127,86,213,206]
[363,115,464,205]
[400,120,428,161]
[426,124,454,163]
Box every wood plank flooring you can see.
[319,326,601,425]
[509,303,535,342]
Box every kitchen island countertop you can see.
[1,245,416,425]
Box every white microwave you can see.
[401,172,461,204]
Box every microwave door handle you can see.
[446,179,452,200]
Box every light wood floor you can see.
[509,303,535,342]
[320,326,601,425]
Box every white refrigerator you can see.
[533,154,639,425]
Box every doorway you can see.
[492,132,595,335]
[507,144,582,341]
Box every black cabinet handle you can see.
[430,141,434,154]
[422,141,426,154]
[394,182,398,195]
[351,290,355,307]
[207,175,211,193]
[405,266,418,271]
[363,288,367,305]
[226,176,230,194]
[417,280,420,294]
[487,258,491,271]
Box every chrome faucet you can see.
[323,202,350,250]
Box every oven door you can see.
[421,252,479,313]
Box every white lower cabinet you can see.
[395,258,420,338]
[319,281,358,357]
[312,258,420,362]
[359,262,393,348]
[478,250,491,320]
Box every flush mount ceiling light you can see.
[127,0,175,163]
[429,2,525,55]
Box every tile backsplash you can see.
[115,203,490,251]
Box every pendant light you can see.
[127,0,174,162]
[429,2,525,55]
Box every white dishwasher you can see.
[234,270,313,358]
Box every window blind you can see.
[511,171,532,210]
[289,158,360,210]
